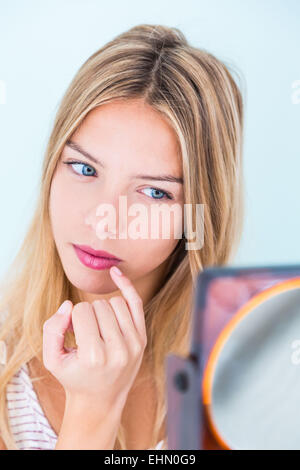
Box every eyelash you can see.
[62,160,174,201]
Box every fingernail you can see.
[111,266,122,276]
[57,300,69,314]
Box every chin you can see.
[66,267,119,296]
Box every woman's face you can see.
[49,98,184,301]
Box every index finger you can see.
[109,266,146,340]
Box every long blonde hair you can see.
[0,24,245,449]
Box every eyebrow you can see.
[65,140,183,185]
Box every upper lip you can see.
[74,244,121,260]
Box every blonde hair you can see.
[0,24,245,449]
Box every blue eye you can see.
[63,160,174,200]
[63,161,97,177]
[141,188,173,201]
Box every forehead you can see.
[70,99,182,174]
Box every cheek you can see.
[128,236,181,270]
[126,204,184,257]
[144,208,184,266]
[139,203,184,239]
[49,172,79,238]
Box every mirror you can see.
[202,280,300,450]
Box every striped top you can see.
[4,359,166,450]
[6,363,57,450]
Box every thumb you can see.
[42,300,73,371]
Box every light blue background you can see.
[0,0,299,279]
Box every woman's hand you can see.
[42,266,147,416]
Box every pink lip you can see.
[74,244,121,260]
[73,245,122,271]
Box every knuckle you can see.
[142,336,147,348]
[42,319,52,331]
[93,299,109,310]
[131,340,144,356]
[112,349,128,368]
[109,296,124,305]
[105,335,115,345]
[80,349,103,368]
[133,297,143,307]
[73,302,91,316]
[89,356,104,368]
[75,301,90,309]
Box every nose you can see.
[84,194,128,241]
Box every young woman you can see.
[0,23,244,450]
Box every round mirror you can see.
[202,279,300,450]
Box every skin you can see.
[31,98,184,448]
[49,98,184,304]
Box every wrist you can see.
[64,391,126,426]
[55,394,125,450]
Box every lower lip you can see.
[73,245,121,270]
